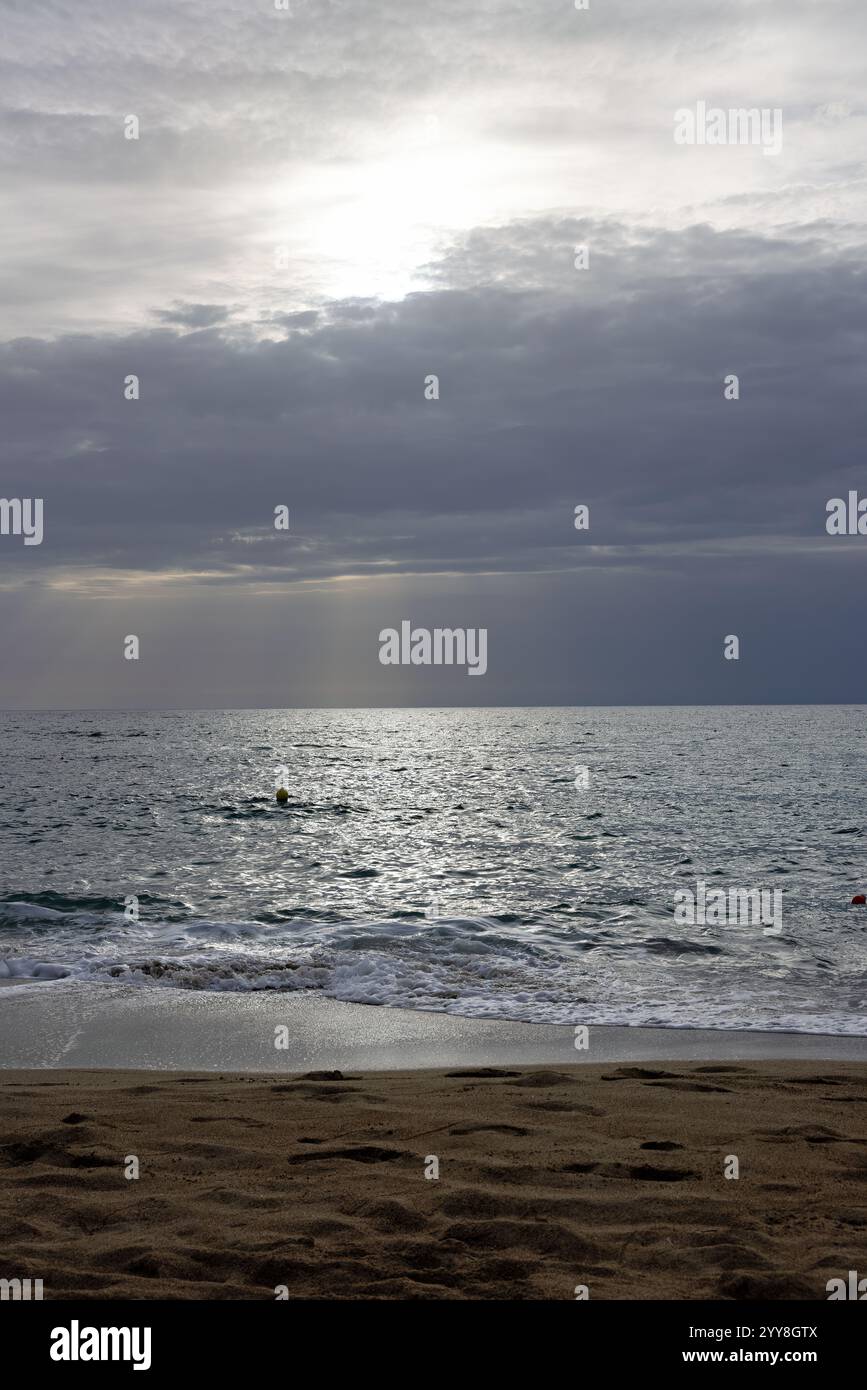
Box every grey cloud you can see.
[154,303,231,329]
[267,310,321,330]
[0,216,865,591]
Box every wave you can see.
[2,893,866,1035]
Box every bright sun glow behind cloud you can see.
[265,121,525,304]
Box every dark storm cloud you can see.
[1,216,865,590]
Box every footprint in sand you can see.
[753,1123,853,1144]
[627,1164,699,1182]
[448,1123,529,1137]
[287,1145,407,1165]
[505,1071,576,1088]
[445,1068,522,1079]
[602,1068,681,1081]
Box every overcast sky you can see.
[1,0,865,707]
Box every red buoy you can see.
[852,894,866,905]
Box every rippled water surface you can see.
[1,707,865,1032]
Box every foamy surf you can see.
[1,901,865,1034]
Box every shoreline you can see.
[1,981,866,1071]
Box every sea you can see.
[1,706,865,1034]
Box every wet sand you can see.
[1,982,866,1071]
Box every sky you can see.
[1,0,865,707]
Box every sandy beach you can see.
[2,1057,866,1300]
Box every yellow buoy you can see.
[275,787,289,803]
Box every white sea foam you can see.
[1,910,865,1033]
